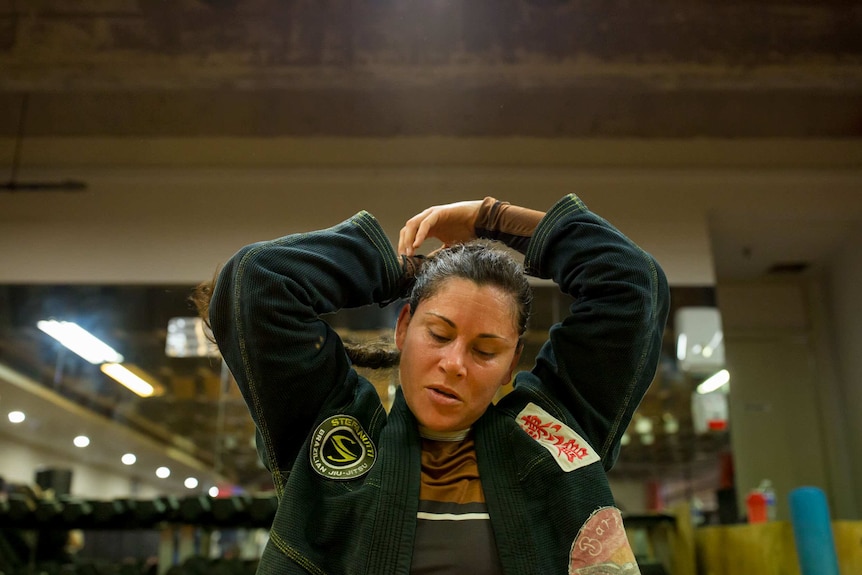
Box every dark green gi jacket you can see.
[210,194,670,574]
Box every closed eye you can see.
[474,348,496,358]
[428,331,450,343]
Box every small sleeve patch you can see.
[569,507,640,575]
[309,415,376,480]
[516,402,600,472]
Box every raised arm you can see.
[399,196,543,256]
[208,212,403,487]
[523,194,670,467]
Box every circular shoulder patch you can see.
[309,415,376,480]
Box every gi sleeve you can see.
[524,194,670,468]
[208,211,402,483]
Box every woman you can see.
[203,194,669,574]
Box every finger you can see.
[398,210,428,254]
[398,225,410,256]
[412,212,439,250]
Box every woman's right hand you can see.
[398,200,483,256]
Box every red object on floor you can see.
[747,490,768,523]
[707,419,727,431]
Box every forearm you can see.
[474,197,545,254]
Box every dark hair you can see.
[192,241,532,369]
[408,240,532,336]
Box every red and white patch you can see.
[516,403,600,472]
[569,507,640,575]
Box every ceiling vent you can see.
[767,262,809,275]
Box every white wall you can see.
[717,279,860,520]
[0,164,717,286]
[826,221,862,517]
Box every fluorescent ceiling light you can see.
[100,363,156,398]
[37,320,123,364]
[697,369,730,394]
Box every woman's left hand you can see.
[398,200,483,256]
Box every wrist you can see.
[474,196,504,236]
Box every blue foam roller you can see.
[788,486,840,575]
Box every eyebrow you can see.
[424,312,508,340]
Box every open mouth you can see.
[430,387,459,401]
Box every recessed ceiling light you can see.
[8,411,25,424]
[208,486,220,497]
[184,477,199,489]
[73,435,90,448]
[121,453,137,465]
[156,466,171,479]
[634,416,653,435]
[662,413,680,435]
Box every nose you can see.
[439,343,467,378]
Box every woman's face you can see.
[395,277,522,432]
